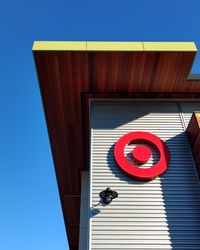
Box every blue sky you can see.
[0,1,200,249]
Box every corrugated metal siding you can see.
[90,101,200,250]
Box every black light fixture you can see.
[99,187,118,204]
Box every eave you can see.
[33,41,200,250]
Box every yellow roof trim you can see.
[143,42,197,52]
[32,41,87,51]
[32,41,197,52]
[86,42,143,51]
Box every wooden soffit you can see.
[33,41,200,250]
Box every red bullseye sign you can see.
[114,132,170,180]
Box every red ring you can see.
[114,132,170,180]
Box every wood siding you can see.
[187,112,200,178]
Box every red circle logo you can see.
[114,132,170,180]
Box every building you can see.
[33,42,200,250]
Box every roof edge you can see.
[32,41,197,52]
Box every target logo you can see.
[114,132,170,180]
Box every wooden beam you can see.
[187,113,200,178]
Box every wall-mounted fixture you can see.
[99,187,118,204]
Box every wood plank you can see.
[187,113,200,178]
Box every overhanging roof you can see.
[33,41,200,250]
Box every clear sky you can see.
[0,1,200,249]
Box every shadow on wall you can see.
[105,132,200,249]
[161,132,200,249]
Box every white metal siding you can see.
[90,101,200,250]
